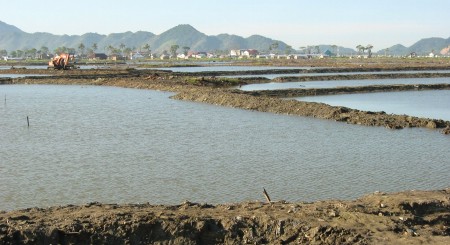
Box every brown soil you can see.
[1,189,448,244]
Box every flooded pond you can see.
[1,85,449,210]
[297,90,450,121]
[225,70,450,79]
[0,74,51,78]
[240,77,450,90]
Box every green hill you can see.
[0,21,288,54]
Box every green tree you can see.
[182,46,190,55]
[285,45,293,55]
[16,50,24,58]
[25,48,37,59]
[10,51,17,57]
[142,44,150,52]
[0,49,8,57]
[119,43,126,52]
[356,45,363,55]
[270,42,279,54]
[40,46,49,55]
[78,43,86,56]
[170,44,179,57]
[92,43,98,52]
[366,44,373,58]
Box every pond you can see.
[297,90,450,121]
[1,85,449,210]
[240,77,450,90]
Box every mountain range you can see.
[0,20,449,56]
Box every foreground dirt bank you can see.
[1,189,448,244]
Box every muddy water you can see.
[1,85,449,210]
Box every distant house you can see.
[131,52,144,60]
[110,54,126,61]
[88,53,108,60]
[243,49,259,58]
[231,49,259,58]
[160,54,169,60]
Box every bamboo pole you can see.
[263,188,272,205]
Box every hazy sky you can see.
[1,0,449,51]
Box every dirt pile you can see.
[1,189,448,244]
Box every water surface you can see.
[240,77,450,90]
[1,85,449,210]
[297,90,450,121]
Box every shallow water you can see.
[297,90,450,121]
[1,85,449,210]
[225,70,450,79]
[240,77,450,90]
[0,74,51,78]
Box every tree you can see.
[182,46,190,55]
[270,42,279,54]
[0,49,8,57]
[78,43,86,56]
[10,51,17,58]
[356,45,363,55]
[170,44,179,57]
[366,44,373,58]
[16,50,24,58]
[119,43,126,52]
[25,48,37,59]
[285,45,293,55]
[299,46,306,54]
[40,46,49,55]
[314,46,321,54]
[384,48,390,57]
[106,45,115,55]
[143,44,150,53]
[92,43,98,52]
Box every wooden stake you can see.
[263,188,272,205]
[27,116,29,127]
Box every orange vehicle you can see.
[48,53,75,70]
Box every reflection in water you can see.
[1,85,449,210]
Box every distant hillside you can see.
[0,21,288,54]
[378,37,450,56]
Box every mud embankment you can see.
[1,189,449,244]
[173,88,450,132]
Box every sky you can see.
[1,0,449,51]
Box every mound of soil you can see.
[1,189,448,244]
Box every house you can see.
[160,54,169,60]
[230,49,259,58]
[110,54,126,61]
[243,49,259,58]
[88,53,108,60]
[131,52,144,60]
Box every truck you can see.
[48,53,76,70]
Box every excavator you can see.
[48,53,75,70]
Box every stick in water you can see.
[263,188,272,205]
[27,116,29,127]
